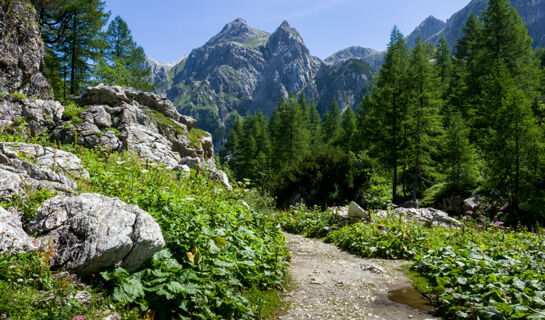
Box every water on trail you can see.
[279,233,438,320]
[388,286,435,313]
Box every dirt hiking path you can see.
[278,233,439,320]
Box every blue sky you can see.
[105,0,470,63]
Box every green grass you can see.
[62,103,85,126]
[105,127,121,136]
[1,188,55,221]
[242,273,294,320]
[10,92,28,102]
[188,128,209,149]
[143,109,186,134]
[400,264,434,295]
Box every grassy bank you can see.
[0,133,290,319]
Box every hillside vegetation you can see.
[0,132,289,319]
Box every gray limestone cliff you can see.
[0,0,50,97]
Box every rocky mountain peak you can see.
[205,17,269,47]
[406,15,446,48]
[269,20,304,44]
[325,46,385,71]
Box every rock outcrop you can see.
[54,84,231,189]
[0,142,82,201]
[0,0,50,97]
[27,193,165,274]
[330,205,460,228]
[0,95,64,136]
[0,206,37,253]
[1,142,89,179]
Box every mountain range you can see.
[146,0,545,147]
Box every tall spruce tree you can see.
[442,112,480,194]
[447,14,484,121]
[354,93,376,152]
[482,64,543,220]
[307,100,323,148]
[370,26,410,202]
[339,106,357,151]
[470,0,539,140]
[435,35,453,86]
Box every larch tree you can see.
[406,38,444,202]
[370,26,410,202]
[94,16,152,91]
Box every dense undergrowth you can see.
[279,206,545,319]
[0,133,290,319]
[0,249,141,320]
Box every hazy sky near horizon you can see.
[105,0,470,63]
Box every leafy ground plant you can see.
[74,148,290,319]
[0,250,141,320]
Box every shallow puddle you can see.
[388,286,435,313]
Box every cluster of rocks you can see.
[0,95,64,135]
[374,207,461,228]
[0,143,165,274]
[330,201,461,228]
[52,84,231,190]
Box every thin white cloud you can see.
[264,0,352,22]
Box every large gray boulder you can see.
[0,206,37,253]
[27,193,165,275]
[0,0,51,97]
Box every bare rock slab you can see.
[27,193,165,275]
